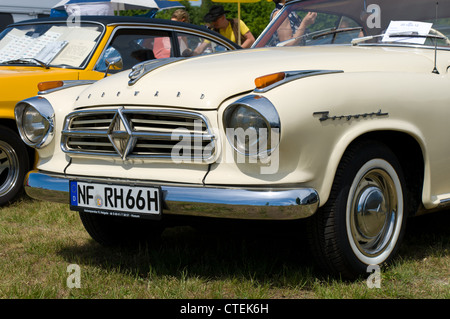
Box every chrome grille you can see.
[61,108,216,162]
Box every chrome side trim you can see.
[25,171,319,220]
[254,70,343,93]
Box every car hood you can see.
[0,66,80,77]
[74,45,437,110]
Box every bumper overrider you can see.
[25,171,319,220]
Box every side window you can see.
[175,32,229,57]
[95,28,173,72]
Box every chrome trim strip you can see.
[254,70,343,93]
[25,171,319,220]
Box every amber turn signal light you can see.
[38,81,64,92]
[255,72,285,89]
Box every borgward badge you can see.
[107,108,135,160]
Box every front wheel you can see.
[307,141,408,279]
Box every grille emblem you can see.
[107,108,135,160]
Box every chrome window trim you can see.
[105,22,238,50]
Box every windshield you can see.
[0,22,104,68]
[254,0,450,48]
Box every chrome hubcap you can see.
[0,141,20,197]
[349,167,398,258]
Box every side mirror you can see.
[104,56,123,77]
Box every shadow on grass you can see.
[57,217,319,286]
[56,210,450,286]
[400,210,450,259]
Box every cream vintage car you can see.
[15,0,450,279]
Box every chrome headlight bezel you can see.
[15,96,55,149]
[223,95,281,158]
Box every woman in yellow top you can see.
[204,5,255,48]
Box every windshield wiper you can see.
[352,32,446,46]
[276,34,308,47]
[1,58,50,69]
[311,27,363,40]
[276,27,363,47]
[351,34,385,45]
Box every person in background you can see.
[171,8,190,23]
[270,0,284,20]
[270,0,317,45]
[204,5,255,48]
[154,9,190,58]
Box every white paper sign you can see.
[382,21,433,44]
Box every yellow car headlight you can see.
[15,96,54,148]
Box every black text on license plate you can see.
[70,181,161,219]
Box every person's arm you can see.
[239,20,255,48]
[241,31,255,48]
[292,12,317,40]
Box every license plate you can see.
[69,181,161,219]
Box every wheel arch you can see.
[0,118,19,133]
[321,130,425,217]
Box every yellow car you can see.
[0,16,240,205]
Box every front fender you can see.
[258,70,438,208]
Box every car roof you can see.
[6,16,241,49]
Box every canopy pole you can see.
[238,1,241,45]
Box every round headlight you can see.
[227,105,268,156]
[23,105,49,144]
[223,95,280,157]
[15,96,54,148]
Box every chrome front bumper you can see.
[25,171,319,220]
